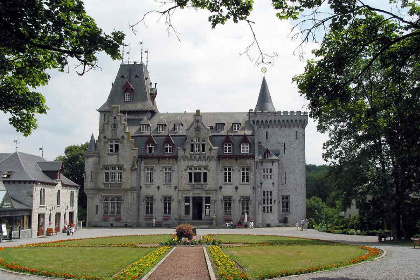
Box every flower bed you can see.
[160,235,221,246]
[113,246,171,279]
[208,246,249,280]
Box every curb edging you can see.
[203,246,217,280]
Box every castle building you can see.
[85,63,308,228]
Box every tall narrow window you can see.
[146,167,154,184]
[70,191,75,207]
[223,167,232,183]
[284,172,287,184]
[57,190,61,206]
[241,196,250,215]
[282,195,290,213]
[164,167,172,184]
[295,131,298,140]
[205,197,211,216]
[124,91,131,102]
[232,123,241,131]
[157,124,166,132]
[163,196,171,215]
[223,196,232,215]
[184,197,190,215]
[284,143,286,154]
[40,188,45,206]
[145,196,153,215]
[241,167,250,183]
[262,191,273,213]
[266,131,268,140]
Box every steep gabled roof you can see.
[87,133,96,152]
[0,152,79,187]
[98,63,158,113]
[255,77,276,112]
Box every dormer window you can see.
[147,144,155,154]
[174,123,182,132]
[124,91,131,102]
[157,124,166,132]
[163,134,175,154]
[145,135,157,154]
[232,123,241,131]
[164,143,173,153]
[1,171,14,178]
[216,123,225,131]
[241,143,249,154]
[224,143,232,154]
[140,124,150,132]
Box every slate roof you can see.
[130,112,253,136]
[87,133,96,152]
[257,144,278,159]
[211,135,255,157]
[98,63,158,112]
[255,77,276,112]
[0,152,79,187]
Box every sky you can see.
[0,0,328,165]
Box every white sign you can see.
[1,224,7,237]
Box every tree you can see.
[55,143,88,222]
[153,1,420,238]
[293,12,420,238]
[1,0,124,136]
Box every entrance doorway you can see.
[38,214,45,236]
[192,197,203,220]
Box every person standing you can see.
[300,219,304,231]
[70,224,75,235]
[152,217,156,227]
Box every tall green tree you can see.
[156,1,420,238]
[55,143,88,221]
[293,12,420,238]
[1,0,124,136]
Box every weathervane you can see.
[145,49,149,67]
[13,137,19,151]
[261,67,267,76]
[39,146,44,157]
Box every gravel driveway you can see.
[0,227,418,280]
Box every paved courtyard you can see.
[0,227,418,279]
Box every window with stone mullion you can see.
[163,196,171,215]
[224,167,232,183]
[223,196,232,215]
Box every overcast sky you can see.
[0,0,328,165]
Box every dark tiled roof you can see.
[211,135,255,157]
[87,133,96,152]
[0,152,79,187]
[37,161,62,171]
[98,63,158,112]
[255,77,276,112]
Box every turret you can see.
[255,77,276,112]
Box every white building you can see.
[0,152,79,238]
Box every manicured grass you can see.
[224,245,367,278]
[210,234,330,245]
[57,234,172,245]
[0,246,155,278]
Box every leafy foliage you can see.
[0,0,124,135]
[175,223,195,240]
[55,142,88,221]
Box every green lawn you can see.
[224,245,367,278]
[210,234,330,245]
[0,246,155,278]
[57,234,172,245]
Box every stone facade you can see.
[0,152,78,238]
[85,63,308,228]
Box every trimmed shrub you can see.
[176,223,195,240]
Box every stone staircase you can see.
[179,220,213,229]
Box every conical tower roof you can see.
[87,134,96,152]
[255,77,276,112]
